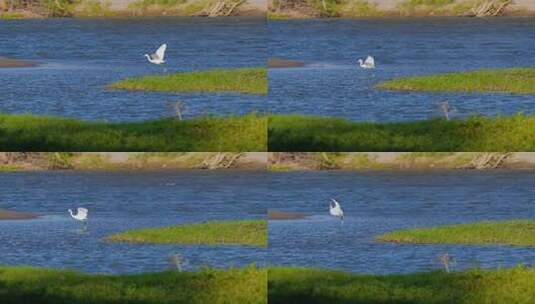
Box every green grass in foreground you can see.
[110,67,267,95]
[269,266,535,304]
[0,265,266,304]
[377,219,535,246]
[377,68,535,94]
[268,114,535,151]
[108,220,267,247]
[0,113,266,151]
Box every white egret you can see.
[68,207,88,222]
[145,43,167,65]
[329,198,344,221]
[358,55,375,69]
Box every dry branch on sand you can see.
[460,153,511,169]
[200,153,244,169]
[196,0,247,16]
[465,0,511,17]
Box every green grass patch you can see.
[268,114,535,152]
[0,265,266,304]
[108,220,267,247]
[110,67,267,95]
[269,266,535,304]
[377,68,535,94]
[0,12,26,19]
[0,113,266,151]
[377,219,535,246]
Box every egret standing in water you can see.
[358,55,375,69]
[68,207,88,228]
[329,199,344,222]
[145,43,167,66]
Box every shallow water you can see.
[268,171,535,274]
[269,18,535,122]
[0,171,266,274]
[0,17,266,122]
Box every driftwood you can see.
[196,0,247,17]
[465,0,512,17]
[460,153,511,169]
[168,101,185,121]
[200,153,244,169]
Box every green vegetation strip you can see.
[0,265,266,304]
[0,113,266,152]
[268,114,535,152]
[269,266,535,304]
[377,220,535,246]
[108,220,267,247]
[377,68,535,94]
[110,67,267,95]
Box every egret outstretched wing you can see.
[364,55,375,66]
[329,198,344,218]
[77,207,88,218]
[155,43,167,61]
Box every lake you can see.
[0,170,266,274]
[268,170,535,274]
[269,18,535,122]
[0,17,266,122]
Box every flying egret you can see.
[145,43,167,65]
[358,55,375,69]
[329,198,344,221]
[68,207,88,224]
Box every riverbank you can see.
[0,152,267,171]
[107,220,267,247]
[268,0,535,18]
[0,265,266,304]
[0,113,266,152]
[267,152,535,170]
[0,0,266,18]
[268,114,535,152]
[268,266,535,303]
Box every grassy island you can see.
[107,220,267,247]
[377,219,535,246]
[0,265,266,304]
[110,67,267,95]
[377,68,535,94]
[0,113,266,151]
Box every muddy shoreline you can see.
[0,209,38,220]
[268,210,307,220]
[268,58,306,68]
[0,57,37,68]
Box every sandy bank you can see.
[268,58,306,68]
[268,210,307,220]
[269,0,535,18]
[0,57,37,68]
[269,153,535,171]
[0,209,38,220]
[0,152,267,171]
